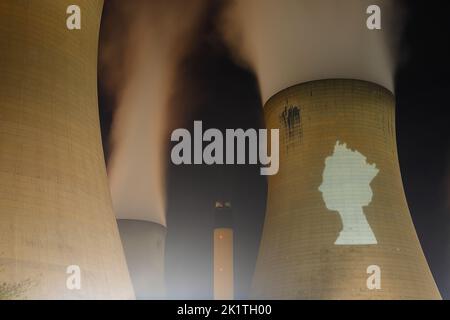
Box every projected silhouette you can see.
[319,141,379,245]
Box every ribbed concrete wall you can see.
[117,220,166,299]
[252,79,441,299]
[0,0,134,299]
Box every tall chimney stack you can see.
[214,201,234,300]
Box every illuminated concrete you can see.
[117,220,166,299]
[252,79,441,299]
[0,0,134,299]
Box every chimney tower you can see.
[214,201,234,300]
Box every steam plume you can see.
[221,0,403,103]
[99,0,207,226]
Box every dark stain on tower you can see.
[280,103,302,151]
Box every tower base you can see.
[117,220,166,299]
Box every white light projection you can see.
[319,141,379,245]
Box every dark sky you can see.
[395,0,450,299]
[99,1,450,299]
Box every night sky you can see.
[99,1,450,299]
[395,0,450,299]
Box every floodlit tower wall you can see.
[0,0,134,299]
[251,79,441,299]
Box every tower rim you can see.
[264,78,395,108]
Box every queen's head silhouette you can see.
[319,141,379,245]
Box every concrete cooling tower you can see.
[0,0,134,299]
[117,220,166,299]
[251,79,441,299]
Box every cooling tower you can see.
[117,220,166,299]
[252,79,441,299]
[213,202,234,300]
[0,0,134,299]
